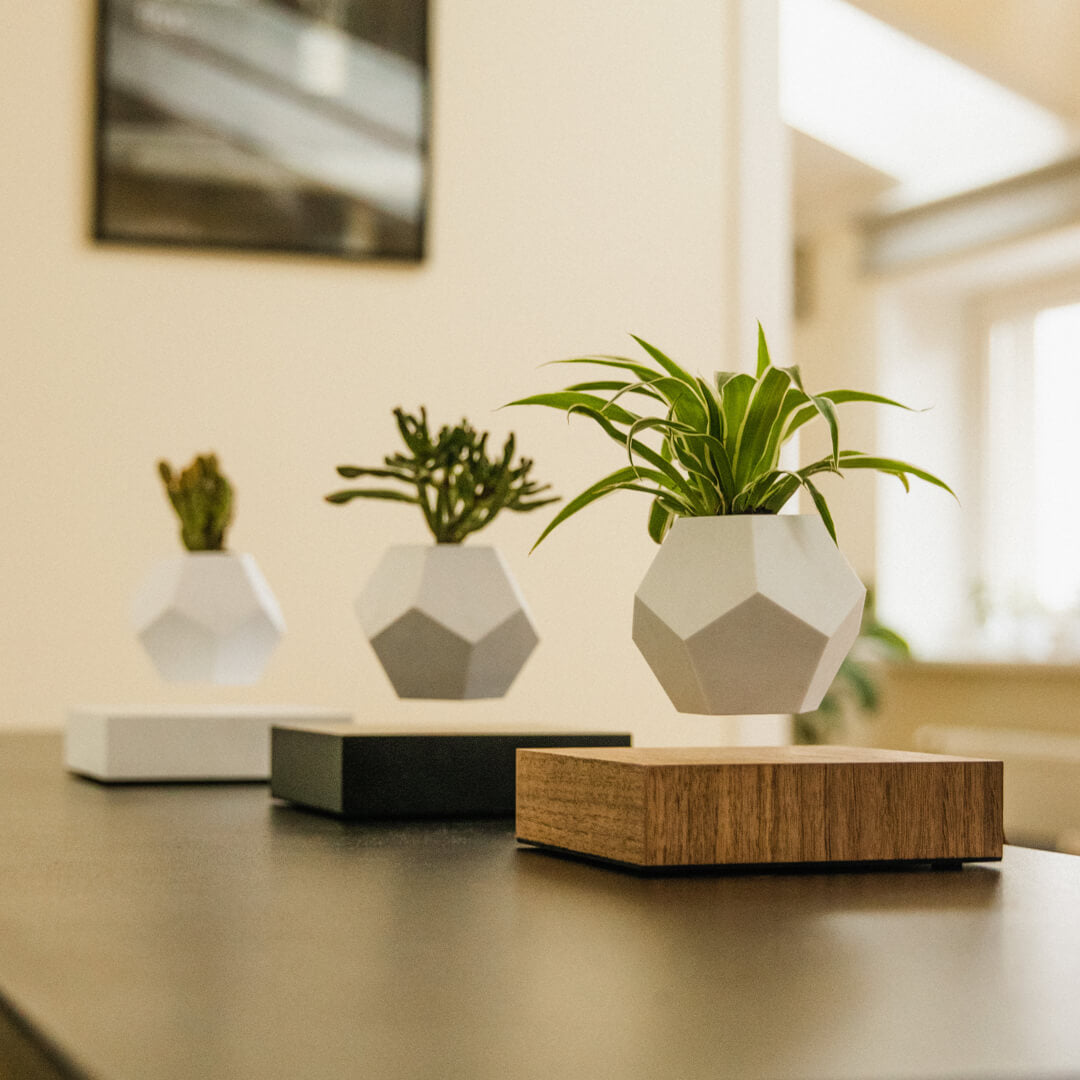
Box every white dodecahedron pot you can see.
[632,515,866,715]
[133,553,286,685]
[355,545,538,699]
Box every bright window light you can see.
[978,299,1080,656]
[781,0,1073,206]
[1032,303,1080,611]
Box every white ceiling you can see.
[849,0,1080,123]
[792,0,1080,233]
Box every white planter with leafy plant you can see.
[133,454,285,685]
[326,408,558,699]
[511,325,953,716]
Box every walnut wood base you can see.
[516,746,1003,870]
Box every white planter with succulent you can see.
[326,408,558,700]
[133,454,285,685]
[512,325,953,716]
[65,454,313,783]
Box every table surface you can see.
[2,733,1080,1080]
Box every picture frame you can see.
[92,0,429,261]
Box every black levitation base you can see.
[270,726,632,819]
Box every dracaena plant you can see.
[508,325,954,548]
[325,407,559,544]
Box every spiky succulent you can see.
[158,453,233,552]
[326,407,559,544]
[509,324,954,548]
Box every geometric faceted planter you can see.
[132,552,286,685]
[355,545,538,699]
[633,515,866,715]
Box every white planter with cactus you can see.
[134,454,285,685]
[66,454,305,783]
[327,408,556,700]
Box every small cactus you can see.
[158,453,234,552]
[326,407,558,544]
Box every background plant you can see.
[326,407,559,544]
[794,588,911,744]
[158,453,233,552]
[509,325,954,548]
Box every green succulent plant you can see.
[508,325,954,548]
[158,453,234,552]
[326,407,559,544]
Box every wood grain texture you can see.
[516,746,1003,867]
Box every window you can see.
[977,295,1080,656]
[875,271,1080,662]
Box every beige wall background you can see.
[0,2,791,744]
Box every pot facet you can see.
[132,552,286,685]
[355,545,538,699]
[632,515,866,715]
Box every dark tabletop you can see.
[2,733,1080,1080]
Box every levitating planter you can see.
[508,325,979,869]
[67,454,300,782]
[132,453,285,684]
[633,515,865,715]
[327,407,557,700]
[133,551,285,684]
[356,544,537,699]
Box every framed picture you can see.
[93,0,428,260]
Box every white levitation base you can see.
[66,705,353,782]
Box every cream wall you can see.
[791,226,879,581]
[1,3,789,743]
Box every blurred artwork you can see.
[93,0,428,259]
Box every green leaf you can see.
[549,357,707,426]
[863,623,911,658]
[564,403,702,505]
[800,474,837,543]
[838,657,879,712]
[505,391,640,428]
[815,394,841,470]
[531,467,687,550]
[783,389,918,441]
[335,465,415,482]
[758,473,801,513]
[715,370,741,395]
[733,365,793,490]
[837,452,957,500]
[719,373,756,451]
[562,379,641,393]
[629,335,700,391]
[648,497,674,544]
[325,489,419,505]
[549,355,658,382]
[756,321,770,378]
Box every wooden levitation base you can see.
[516,746,1004,871]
